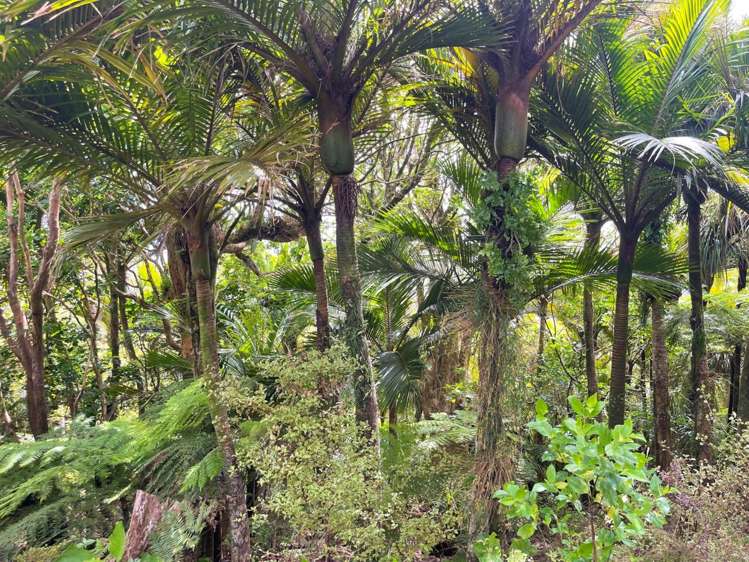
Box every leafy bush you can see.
[241,346,460,561]
[495,395,670,561]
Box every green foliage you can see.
[55,521,136,562]
[628,429,749,561]
[146,501,215,561]
[180,448,223,493]
[495,396,670,561]
[241,346,459,561]
[473,533,529,562]
[473,172,544,303]
[0,382,220,558]
[0,418,132,558]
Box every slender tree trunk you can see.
[166,227,199,377]
[304,214,331,351]
[186,221,251,561]
[469,277,514,545]
[685,192,712,462]
[738,336,749,422]
[388,404,397,436]
[729,258,746,420]
[468,155,520,549]
[116,261,146,410]
[85,301,107,422]
[0,384,18,441]
[536,295,548,371]
[583,216,602,399]
[331,174,380,444]
[108,259,121,421]
[608,233,638,427]
[0,173,61,436]
[650,298,672,469]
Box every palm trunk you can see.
[608,232,638,426]
[166,227,199,377]
[729,258,746,420]
[685,193,712,462]
[186,221,251,562]
[304,214,331,351]
[583,216,602,399]
[388,404,397,436]
[332,174,380,444]
[468,155,520,549]
[738,335,749,421]
[651,298,672,469]
[469,277,514,544]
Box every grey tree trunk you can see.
[729,258,746,420]
[685,192,712,462]
[608,233,638,427]
[304,213,331,351]
[332,174,380,445]
[582,216,602,399]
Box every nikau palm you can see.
[146,0,506,443]
[418,0,608,542]
[534,0,736,437]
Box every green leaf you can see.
[546,464,557,483]
[568,396,585,416]
[577,541,594,558]
[528,419,553,437]
[535,399,549,418]
[108,521,125,561]
[473,532,503,562]
[517,522,536,539]
[55,545,97,562]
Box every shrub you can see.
[495,395,670,561]
[241,346,459,561]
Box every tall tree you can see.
[152,0,504,442]
[684,185,712,461]
[417,0,608,540]
[534,0,731,427]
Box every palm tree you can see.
[356,161,686,550]
[710,22,749,422]
[533,0,732,429]
[137,0,506,442]
[415,0,608,540]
